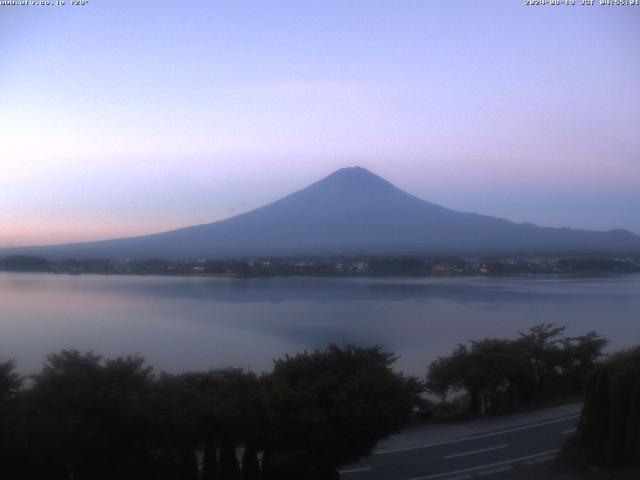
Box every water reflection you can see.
[1,272,639,376]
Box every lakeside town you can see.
[2,254,639,277]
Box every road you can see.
[339,404,583,480]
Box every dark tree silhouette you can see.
[427,325,608,415]
[0,359,21,401]
[2,345,414,479]
[28,350,156,480]
[241,444,260,480]
[0,360,26,478]
[261,344,414,479]
[219,436,240,480]
[576,347,640,469]
[202,437,219,480]
[0,255,49,272]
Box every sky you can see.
[1,0,639,247]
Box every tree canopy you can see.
[0,345,414,480]
[576,346,640,469]
[426,324,608,414]
[262,345,414,479]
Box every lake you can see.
[1,272,639,376]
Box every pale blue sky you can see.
[1,1,639,246]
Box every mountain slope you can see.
[4,167,640,259]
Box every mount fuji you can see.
[5,167,639,259]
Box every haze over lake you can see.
[2,272,639,376]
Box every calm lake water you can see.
[1,272,639,376]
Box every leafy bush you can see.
[426,324,607,415]
[0,345,414,480]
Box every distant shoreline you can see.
[2,270,639,281]
[2,253,639,278]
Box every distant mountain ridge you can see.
[4,167,640,259]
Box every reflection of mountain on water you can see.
[2,273,640,375]
[70,274,638,306]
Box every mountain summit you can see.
[5,167,640,259]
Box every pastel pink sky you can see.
[1,1,639,246]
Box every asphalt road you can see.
[339,412,580,480]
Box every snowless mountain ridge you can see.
[4,166,640,259]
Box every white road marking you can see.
[404,449,559,480]
[477,465,514,476]
[443,444,508,459]
[523,455,555,465]
[562,428,577,435]
[376,415,579,455]
[339,466,373,474]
